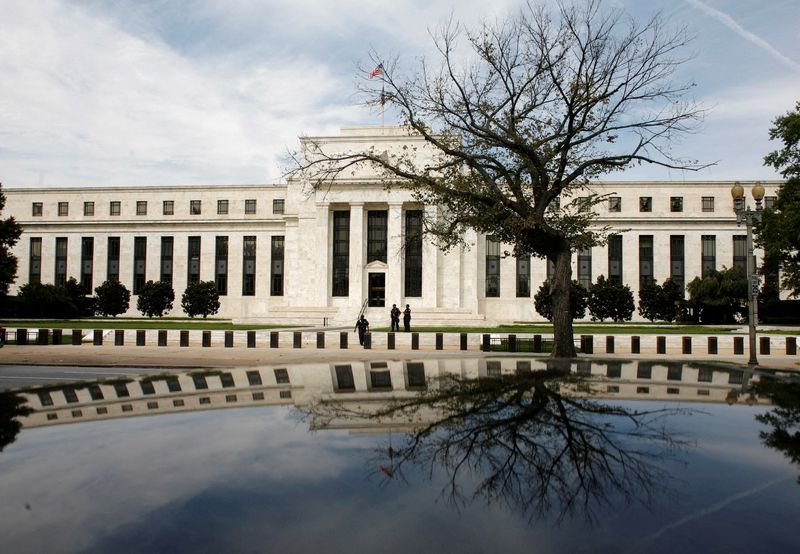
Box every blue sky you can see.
[1,0,798,187]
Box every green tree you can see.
[136,280,174,318]
[17,282,78,318]
[587,275,634,322]
[759,101,800,296]
[534,280,588,321]
[686,267,747,324]
[181,281,221,318]
[94,280,131,317]
[296,0,704,357]
[637,279,684,322]
[0,183,23,296]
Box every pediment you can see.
[365,260,388,270]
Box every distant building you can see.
[3,126,781,325]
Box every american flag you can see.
[368,65,383,79]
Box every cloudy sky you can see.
[1,0,798,188]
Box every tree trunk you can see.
[550,245,577,358]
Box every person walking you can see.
[354,314,370,346]
[403,304,412,332]
[390,304,401,332]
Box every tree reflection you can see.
[751,376,800,483]
[0,393,32,453]
[305,367,692,522]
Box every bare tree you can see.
[295,0,705,356]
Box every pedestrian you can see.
[354,314,370,346]
[390,304,401,332]
[403,304,411,332]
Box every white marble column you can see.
[386,203,403,305]
[422,205,438,307]
[349,203,364,305]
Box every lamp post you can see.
[731,182,765,366]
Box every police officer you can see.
[354,315,370,346]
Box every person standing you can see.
[403,304,411,332]
[390,304,401,332]
[354,315,370,346]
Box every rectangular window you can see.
[133,237,146,294]
[332,211,350,296]
[702,196,715,212]
[166,376,182,392]
[404,210,423,297]
[334,365,355,391]
[367,210,388,263]
[670,196,683,212]
[217,199,228,215]
[485,236,500,297]
[274,368,290,384]
[516,254,531,297]
[369,370,392,390]
[271,236,284,296]
[215,236,228,295]
[190,200,201,215]
[273,199,285,214]
[246,370,262,386]
[136,201,147,216]
[84,201,94,216]
[107,237,120,281]
[187,236,201,284]
[140,380,155,395]
[29,237,42,283]
[220,373,235,388]
[242,236,256,296]
[639,197,652,212]
[639,235,654,289]
[667,365,683,381]
[608,197,621,212]
[608,235,622,284]
[192,374,208,390]
[698,368,713,383]
[114,382,130,398]
[670,235,685,288]
[701,235,716,277]
[32,202,43,216]
[80,237,94,293]
[406,362,426,389]
[110,201,121,216]
[160,237,174,285]
[578,248,592,289]
[765,196,777,209]
[55,237,68,286]
[733,235,747,272]
[163,200,174,216]
[245,199,257,214]
[58,202,69,216]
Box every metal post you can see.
[745,217,758,366]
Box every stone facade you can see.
[3,126,782,325]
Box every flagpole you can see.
[381,82,385,134]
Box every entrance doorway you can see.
[368,273,385,307]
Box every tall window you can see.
[58,202,69,216]
[702,197,715,212]
[577,248,592,288]
[55,237,68,286]
[190,200,201,215]
[242,236,256,296]
[367,210,388,263]
[29,237,42,283]
[608,235,623,284]
[110,201,121,216]
[160,237,174,285]
[84,202,94,216]
[404,210,422,297]
[271,236,284,296]
[639,235,654,289]
[485,236,500,297]
[133,237,146,294]
[701,235,716,277]
[187,236,201,284]
[245,199,257,214]
[215,236,228,295]
[217,199,228,215]
[107,237,120,281]
[162,200,174,215]
[733,235,747,272]
[136,201,147,216]
[516,254,530,297]
[332,211,350,296]
[80,237,94,293]
[670,235,685,288]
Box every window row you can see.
[32,199,285,217]
[29,235,284,297]
[483,234,761,297]
[603,195,777,213]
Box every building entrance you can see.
[368,273,385,307]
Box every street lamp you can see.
[731,181,764,366]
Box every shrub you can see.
[181,281,220,318]
[16,282,77,318]
[136,280,174,317]
[588,276,635,322]
[94,280,131,317]
[638,279,684,322]
[534,280,588,321]
[686,267,748,324]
